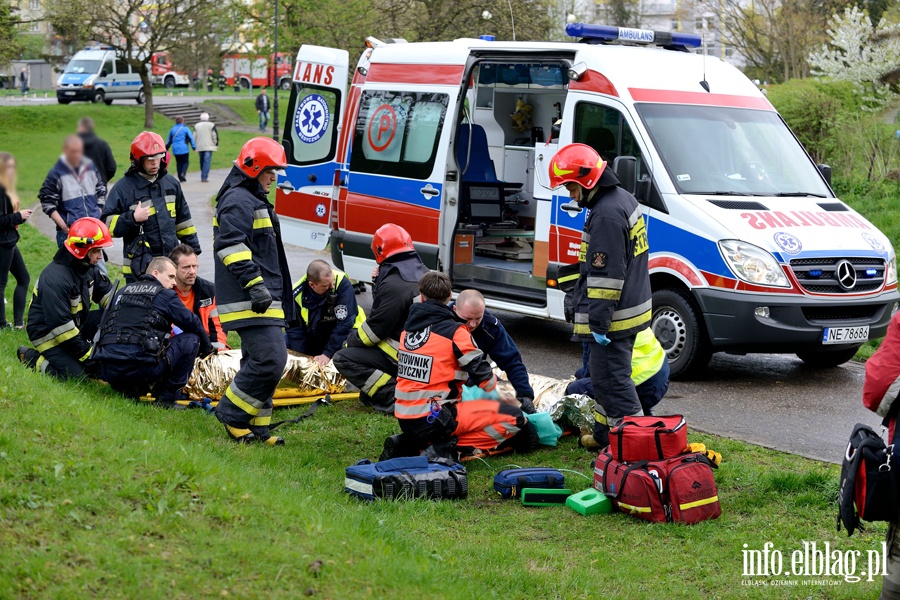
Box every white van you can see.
[275,24,900,377]
[57,46,145,105]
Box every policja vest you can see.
[96,275,172,364]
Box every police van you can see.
[275,24,900,377]
[57,46,145,105]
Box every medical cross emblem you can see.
[294,94,330,144]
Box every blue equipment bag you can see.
[494,467,566,499]
[345,456,468,501]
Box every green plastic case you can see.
[520,488,573,506]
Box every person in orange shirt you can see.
[169,244,228,349]
[382,271,539,460]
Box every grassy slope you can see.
[0,104,257,202]
[203,98,261,128]
[0,227,888,599]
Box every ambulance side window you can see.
[574,102,662,210]
[284,86,339,165]
[350,90,449,180]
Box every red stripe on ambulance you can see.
[344,193,440,245]
[628,88,773,111]
[365,63,465,86]
[649,256,703,286]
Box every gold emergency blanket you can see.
[496,370,594,434]
[184,350,347,401]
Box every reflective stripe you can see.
[877,375,900,417]
[457,349,484,367]
[32,321,79,352]
[129,203,157,217]
[244,276,264,288]
[395,389,449,402]
[344,478,374,496]
[78,347,92,362]
[612,299,653,321]
[609,309,651,332]
[626,205,642,228]
[587,277,624,290]
[593,410,609,425]
[252,208,273,229]
[209,308,219,318]
[218,307,285,323]
[176,226,197,237]
[35,355,49,373]
[218,300,282,313]
[574,312,589,324]
[217,243,252,266]
[224,382,264,415]
[175,219,194,232]
[454,370,468,381]
[362,371,392,395]
[377,339,399,360]
[558,273,580,284]
[581,231,591,243]
[618,502,651,514]
[359,321,380,346]
[680,496,719,511]
[573,323,591,335]
[587,289,621,300]
[122,264,133,275]
[483,425,507,445]
[250,412,272,427]
[106,214,119,232]
[212,217,219,227]
[99,286,115,309]
[165,201,176,217]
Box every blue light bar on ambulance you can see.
[565,23,702,48]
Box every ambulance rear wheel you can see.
[652,288,711,380]
[796,347,860,368]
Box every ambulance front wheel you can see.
[796,347,860,368]
[651,288,711,380]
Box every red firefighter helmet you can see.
[235,137,288,179]
[130,131,168,167]
[371,223,414,264]
[64,217,113,260]
[548,143,607,190]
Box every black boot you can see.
[379,433,421,461]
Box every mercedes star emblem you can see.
[835,260,857,290]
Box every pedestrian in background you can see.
[165,116,196,183]
[19,67,27,96]
[256,87,270,132]
[193,113,218,183]
[38,135,106,251]
[77,117,117,184]
[0,153,32,330]
[206,69,214,92]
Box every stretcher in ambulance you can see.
[275,24,900,377]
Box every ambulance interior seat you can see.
[456,123,522,228]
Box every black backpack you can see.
[837,422,898,536]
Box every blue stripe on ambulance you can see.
[350,172,442,210]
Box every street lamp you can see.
[272,0,280,141]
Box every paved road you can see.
[27,166,880,464]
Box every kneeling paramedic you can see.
[332,223,428,413]
[285,259,364,367]
[213,138,295,445]
[383,272,538,460]
[18,217,115,379]
[567,328,670,446]
[550,143,652,448]
[94,256,213,407]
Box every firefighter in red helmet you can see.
[332,223,428,413]
[213,137,296,445]
[17,217,115,380]
[101,131,201,282]
[549,143,653,449]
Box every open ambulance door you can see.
[276,45,349,250]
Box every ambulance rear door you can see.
[339,68,464,281]
[276,45,349,250]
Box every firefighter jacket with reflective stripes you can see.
[101,166,200,276]
[185,277,227,347]
[286,270,364,358]
[632,327,666,386]
[213,166,294,330]
[94,275,211,364]
[394,300,498,420]
[347,251,428,359]
[26,247,114,360]
[863,310,900,440]
[572,168,652,341]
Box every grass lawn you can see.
[0,104,258,202]
[0,226,890,598]
[204,98,263,127]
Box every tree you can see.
[43,0,238,127]
[809,6,900,109]
[0,1,22,66]
[713,0,840,83]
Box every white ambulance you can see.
[275,23,900,377]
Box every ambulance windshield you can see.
[637,104,832,198]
